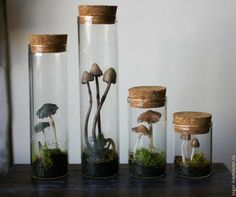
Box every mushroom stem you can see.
[148,123,153,150]
[190,147,195,161]
[95,76,102,135]
[42,130,48,148]
[133,134,142,155]
[49,115,58,149]
[84,82,93,149]
[181,140,186,164]
[92,83,111,143]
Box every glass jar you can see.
[173,111,212,178]
[78,5,119,178]
[29,34,68,179]
[128,86,167,178]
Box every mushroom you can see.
[132,125,150,155]
[34,122,50,148]
[180,134,191,164]
[81,71,94,149]
[137,110,161,149]
[190,138,200,160]
[91,67,117,142]
[37,103,59,149]
[90,63,103,134]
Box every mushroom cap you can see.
[34,122,50,132]
[191,138,200,148]
[103,67,117,84]
[90,63,103,77]
[81,71,94,84]
[180,133,191,141]
[132,125,150,136]
[137,110,162,124]
[37,103,58,119]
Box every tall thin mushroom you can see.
[190,138,200,160]
[37,103,59,149]
[81,71,94,149]
[180,134,191,164]
[90,63,103,135]
[138,110,161,150]
[34,122,50,148]
[132,125,150,155]
[91,67,117,142]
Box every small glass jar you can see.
[29,34,68,179]
[78,5,119,178]
[128,86,167,178]
[173,111,212,178]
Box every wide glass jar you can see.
[128,86,167,178]
[78,5,119,178]
[29,34,68,179]
[173,111,212,178]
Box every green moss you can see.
[131,148,165,168]
[189,152,210,169]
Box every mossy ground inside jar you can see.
[174,152,210,177]
[82,148,119,178]
[129,148,166,178]
[32,148,68,179]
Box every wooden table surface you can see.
[0,163,232,197]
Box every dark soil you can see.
[82,152,119,178]
[129,159,166,178]
[174,156,210,177]
[32,149,68,179]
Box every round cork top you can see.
[173,111,212,134]
[78,5,117,24]
[128,86,166,108]
[29,34,67,53]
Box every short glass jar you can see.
[128,86,167,178]
[173,111,212,178]
[28,34,68,179]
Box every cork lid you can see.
[173,111,212,134]
[29,34,67,53]
[128,86,166,108]
[78,5,117,24]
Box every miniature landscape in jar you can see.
[128,86,166,178]
[81,63,118,178]
[32,103,68,178]
[173,112,212,178]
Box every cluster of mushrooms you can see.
[81,63,117,151]
[34,103,59,149]
[180,133,200,163]
[132,110,161,154]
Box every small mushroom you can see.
[81,71,94,149]
[180,134,191,164]
[137,110,161,149]
[91,67,117,141]
[34,122,50,148]
[190,138,200,160]
[90,64,103,134]
[132,125,150,154]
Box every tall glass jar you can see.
[173,111,212,178]
[29,34,68,179]
[128,86,167,178]
[78,5,119,178]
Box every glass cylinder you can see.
[173,111,212,178]
[78,5,119,178]
[128,86,167,178]
[29,34,68,179]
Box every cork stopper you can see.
[29,34,67,53]
[173,111,212,134]
[78,5,117,24]
[128,86,166,108]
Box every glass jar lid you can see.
[128,86,166,108]
[173,111,212,134]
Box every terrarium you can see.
[128,86,167,178]
[29,34,68,179]
[78,5,119,178]
[173,111,212,178]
